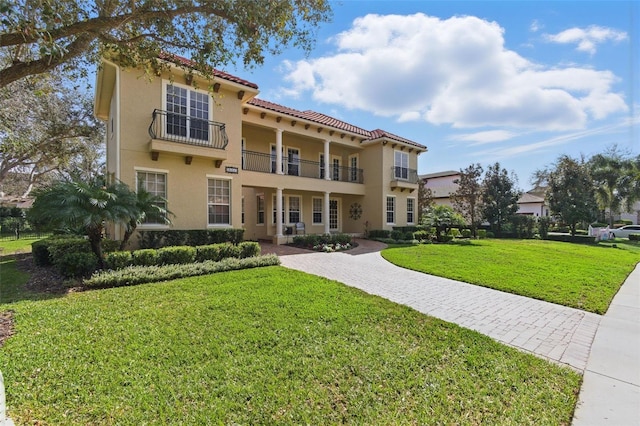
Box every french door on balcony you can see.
[166,84,209,142]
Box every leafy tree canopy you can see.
[0,69,103,196]
[421,205,465,242]
[0,0,332,87]
[481,162,521,236]
[547,155,597,236]
[451,163,484,236]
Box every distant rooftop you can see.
[420,170,460,179]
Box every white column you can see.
[324,139,331,181]
[275,129,284,175]
[276,187,284,237]
[324,191,330,234]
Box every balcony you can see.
[242,150,363,183]
[148,109,228,161]
[390,166,419,191]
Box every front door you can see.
[329,199,340,231]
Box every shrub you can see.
[84,255,281,289]
[447,228,461,238]
[334,234,352,245]
[157,246,197,265]
[413,230,429,241]
[477,229,487,239]
[32,239,53,266]
[591,222,608,228]
[392,226,419,234]
[138,229,245,249]
[239,241,260,258]
[195,244,223,262]
[629,234,640,241]
[56,252,99,278]
[45,237,91,266]
[461,229,472,238]
[538,217,551,239]
[544,234,596,244]
[101,239,122,253]
[368,230,390,239]
[132,249,159,266]
[105,251,133,270]
[485,231,495,238]
[390,230,403,241]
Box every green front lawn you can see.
[0,237,43,255]
[382,239,640,314]
[1,265,580,424]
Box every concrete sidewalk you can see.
[275,239,639,424]
[572,263,640,425]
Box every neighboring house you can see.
[93,55,426,245]
[419,170,460,207]
[516,187,549,217]
[612,201,640,225]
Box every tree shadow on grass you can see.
[0,254,69,304]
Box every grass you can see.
[0,237,43,255]
[0,266,580,424]
[0,258,31,304]
[382,239,640,314]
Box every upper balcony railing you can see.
[149,109,229,149]
[390,166,419,184]
[242,150,363,184]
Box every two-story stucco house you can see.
[419,170,461,208]
[94,55,426,245]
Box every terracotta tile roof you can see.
[247,98,426,149]
[158,52,259,89]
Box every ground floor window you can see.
[289,196,301,223]
[136,170,167,224]
[257,194,265,224]
[312,197,323,224]
[407,198,415,224]
[208,178,230,225]
[386,196,395,224]
[329,199,339,230]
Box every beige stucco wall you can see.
[112,67,246,237]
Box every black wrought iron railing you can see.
[242,150,364,183]
[149,109,229,149]
[390,166,419,184]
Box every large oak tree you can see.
[0,0,332,87]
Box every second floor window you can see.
[394,151,409,180]
[166,84,209,142]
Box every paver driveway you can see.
[277,239,601,372]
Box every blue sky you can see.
[232,0,638,189]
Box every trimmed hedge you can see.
[56,252,99,278]
[105,242,261,270]
[138,229,244,249]
[84,255,280,289]
[545,234,596,244]
[367,230,390,239]
[629,234,640,241]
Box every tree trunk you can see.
[87,225,105,269]
[119,220,137,251]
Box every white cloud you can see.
[451,130,518,145]
[544,25,628,55]
[530,19,542,33]
[282,13,628,131]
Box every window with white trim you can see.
[272,195,284,224]
[136,171,167,224]
[319,153,325,179]
[312,197,323,224]
[407,198,415,224]
[208,178,230,225]
[287,147,300,176]
[288,196,301,223]
[386,196,396,224]
[257,194,265,225]
[349,154,359,182]
[394,151,409,180]
[165,84,209,141]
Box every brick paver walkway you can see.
[277,239,601,372]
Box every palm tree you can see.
[120,189,172,250]
[589,153,624,226]
[28,176,138,268]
